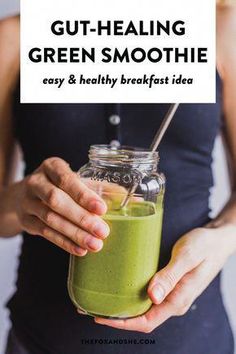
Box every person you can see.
[0,1,236,353]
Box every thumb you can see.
[147,256,194,305]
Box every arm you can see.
[0,16,20,185]
[95,6,236,332]
[0,16,21,236]
[210,5,236,231]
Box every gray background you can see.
[0,137,236,353]
[0,0,19,19]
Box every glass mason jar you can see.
[68,145,165,319]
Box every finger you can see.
[21,214,87,256]
[42,158,107,215]
[148,253,202,305]
[166,261,212,316]
[25,198,104,252]
[95,301,173,333]
[27,174,110,239]
[77,308,88,315]
[82,179,127,195]
[94,316,149,332]
[83,179,144,204]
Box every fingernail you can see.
[74,247,87,256]
[77,308,87,315]
[86,237,103,251]
[89,200,106,214]
[93,222,110,238]
[151,285,165,303]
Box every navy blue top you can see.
[8,74,234,354]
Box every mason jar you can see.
[68,145,165,318]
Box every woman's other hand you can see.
[95,225,236,332]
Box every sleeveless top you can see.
[7,74,234,354]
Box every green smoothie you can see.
[68,199,163,318]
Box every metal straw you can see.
[149,104,180,151]
[119,103,180,209]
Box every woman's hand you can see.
[13,157,110,256]
[95,225,235,332]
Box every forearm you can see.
[213,6,236,256]
[0,17,21,238]
[207,191,236,255]
[0,182,23,237]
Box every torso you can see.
[8,74,234,354]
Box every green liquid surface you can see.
[68,201,163,318]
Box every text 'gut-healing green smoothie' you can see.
[68,200,163,318]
